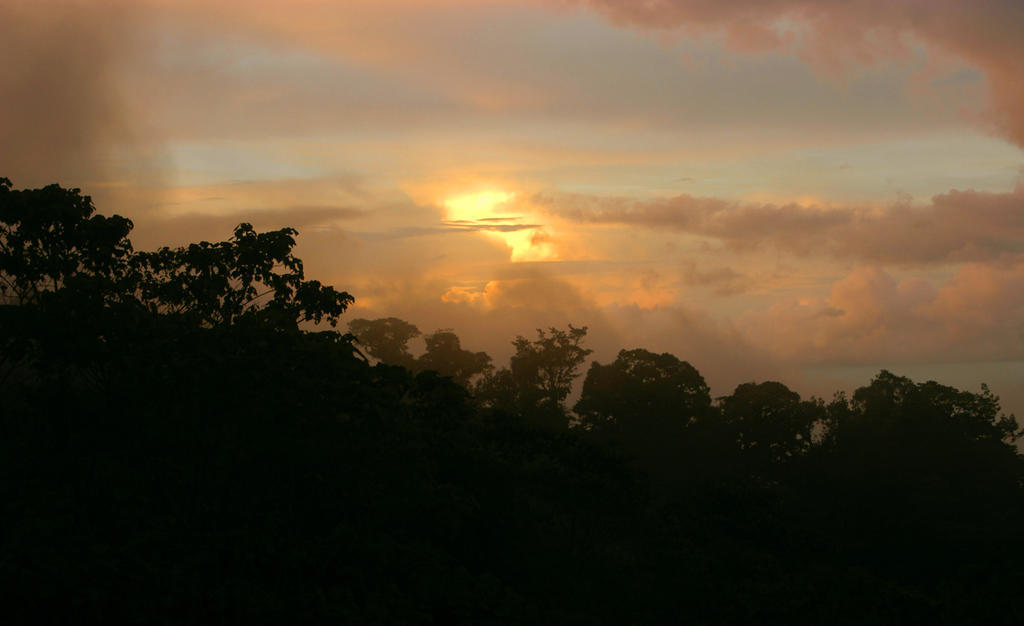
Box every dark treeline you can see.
[2,178,1022,624]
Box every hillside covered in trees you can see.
[2,178,1022,624]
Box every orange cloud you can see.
[355,270,789,399]
[741,261,1024,365]
[535,185,1024,264]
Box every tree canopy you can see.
[4,177,1023,625]
[476,325,591,428]
[133,223,353,329]
[720,380,823,465]
[0,177,134,305]
[576,348,711,432]
[348,316,421,367]
[417,328,493,387]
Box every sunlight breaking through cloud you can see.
[443,190,558,262]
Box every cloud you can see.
[33,0,979,149]
[440,273,592,312]
[356,270,789,397]
[533,184,1024,264]
[442,221,544,233]
[740,262,1024,366]
[117,175,376,248]
[567,0,1024,147]
[136,205,365,249]
[680,262,750,295]
[10,0,1011,196]
[0,2,156,185]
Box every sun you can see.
[442,191,556,262]
[443,190,516,223]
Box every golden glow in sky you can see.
[443,191,558,262]
[442,191,516,223]
[3,0,1024,414]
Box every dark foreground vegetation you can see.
[2,178,1022,624]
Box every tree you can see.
[347,317,421,368]
[851,370,1019,443]
[575,348,711,433]
[415,329,492,387]
[476,325,591,428]
[719,381,822,465]
[1,178,137,392]
[0,179,356,395]
[0,177,353,329]
[573,348,714,484]
[132,223,353,329]
[512,325,591,410]
[822,370,1021,466]
[798,371,1024,607]
[0,177,134,306]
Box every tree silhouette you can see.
[132,223,353,328]
[347,317,421,367]
[847,370,1019,446]
[0,179,356,398]
[476,325,591,428]
[5,177,1024,625]
[719,381,823,466]
[416,328,492,387]
[0,177,133,306]
[574,348,714,484]
[818,370,1021,489]
[1,178,135,393]
[575,348,711,432]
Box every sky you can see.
[3,0,1023,414]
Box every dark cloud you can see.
[534,185,1024,264]
[570,0,1024,147]
[442,222,543,233]
[0,3,155,186]
[130,205,365,249]
[358,222,542,241]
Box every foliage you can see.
[845,369,1020,446]
[417,329,493,387]
[815,370,1022,497]
[573,348,717,486]
[476,325,591,428]
[719,381,824,465]
[4,178,1024,625]
[132,223,353,328]
[576,348,711,431]
[0,177,134,305]
[348,316,422,367]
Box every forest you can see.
[2,178,1022,624]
